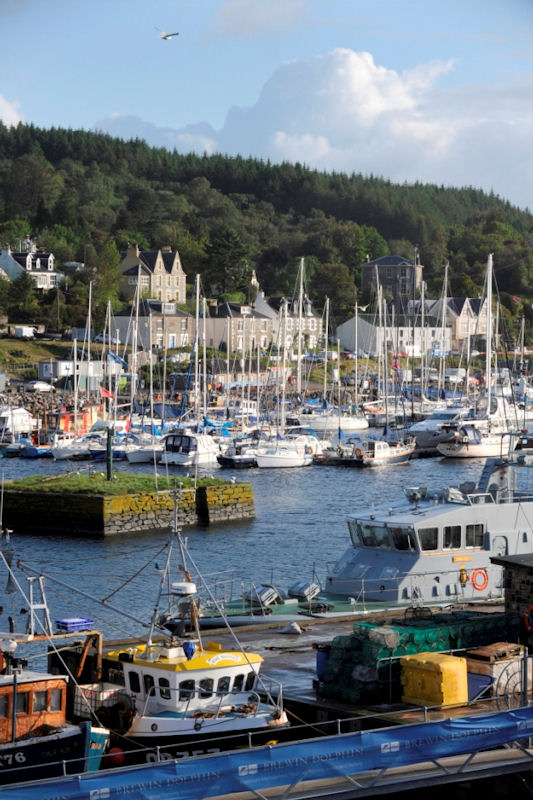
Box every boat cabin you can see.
[0,671,68,743]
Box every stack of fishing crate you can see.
[316,610,522,704]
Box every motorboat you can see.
[408,406,474,454]
[324,452,533,604]
[255,440,313,468]
[160,430,220,467]
[334,435,416,467]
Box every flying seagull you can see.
[156,27,179,40]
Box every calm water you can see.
[0,454,486,642]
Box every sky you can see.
[1,0,532,211]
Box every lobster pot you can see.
[400,652,468,707]
[74,682,125,720]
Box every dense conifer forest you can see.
[0,123,531,335]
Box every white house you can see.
[0,245,61,291]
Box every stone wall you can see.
[2,482,255,537]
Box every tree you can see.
[7,271,40,321]
[204,227,249,295]
[92,238,121,321]
[310,263,357,325]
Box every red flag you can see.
[99,385,113,399]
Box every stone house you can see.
[202,301,274,353]
[253,291,323,353]
[113,299,194,352]
[119,244,186,304]
[360,254,423,311]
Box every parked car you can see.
[94,332,119,344]
[24,380,54,392]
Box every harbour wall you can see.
[2,483,255,537]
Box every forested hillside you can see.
[0,123,531,333]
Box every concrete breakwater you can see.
[2,482,255,537]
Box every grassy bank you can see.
[5,471,225,495]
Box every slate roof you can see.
[363,255,415,268]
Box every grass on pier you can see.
[4,471,226,495]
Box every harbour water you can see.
[1,455,487,642]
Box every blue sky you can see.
[1,0,532,210]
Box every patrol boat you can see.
[325,452,533,605]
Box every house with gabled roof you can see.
[0,245,60,291]
[254,290,323,352]
[419,296,488,352]
[113,299,194,351]
[119,244,186,305]
[202,300,274,353]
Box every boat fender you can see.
[459,566,468,585]
[471,568,488,591]
[523,605,533,633]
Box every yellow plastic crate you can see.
[400,651,468,707]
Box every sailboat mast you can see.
[486,253,493,417]
[194,275,200,425]
[296,258,304,397]
[323,297,329,401]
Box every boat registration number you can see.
[0,752,27,766]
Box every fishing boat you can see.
[0,639,109,784]
[324,450,533,603]
[47,499,289,764]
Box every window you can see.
[50,689,62,711]
[128,671,141,693]
[418,527,439,551]
[199,678,213,698]
[16,692,28,714]
[159,678,172,700]
[0,695,8,717]
[245,672,255,691]
[233,674,244,692]
[33,690,47,712]
[179,680,194,700]
[143,675,155,697]
[390,527,417,551]
[466,523,484,547]
[348,520,364,547]
[444,525,462,549]
[217,676,230,695]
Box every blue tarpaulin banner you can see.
[2,707,532,799]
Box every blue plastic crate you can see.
[55,617,94,632]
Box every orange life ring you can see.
[523,605,533,633]
[471,568,488,592]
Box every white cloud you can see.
[0,95,24,127]
[91,48,533,211]
[213,0,309,36]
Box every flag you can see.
[99,385,113,399]
[108,351,128,368]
